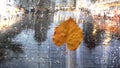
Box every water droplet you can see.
[116,48,119,51]
[25,55,28,57]
[26,57,29,60]
[119,47,120,49]
[47,46,49,49]
[4,56,7,58]
[56,60,60,64]
[31,57,34,60]
[112,60,115,63]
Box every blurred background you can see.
[0,0,120,68]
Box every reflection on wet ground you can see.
[0,11,120,68]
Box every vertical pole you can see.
[28,0,30,20]
[66,45,74,68]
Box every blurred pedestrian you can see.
[31,7,35,17]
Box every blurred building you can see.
[76,0,91,9]
[13,0,54,12]
[55,0,76,10]
[50,0,55,10]
[18,0,39,10]
[91,0,119,3]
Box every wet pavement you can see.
[0,11,120,68]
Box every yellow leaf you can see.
[52,21,67,46]
[52,17,83,51]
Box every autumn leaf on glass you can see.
[52,17,83,51]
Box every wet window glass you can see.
[0,0,120,68]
